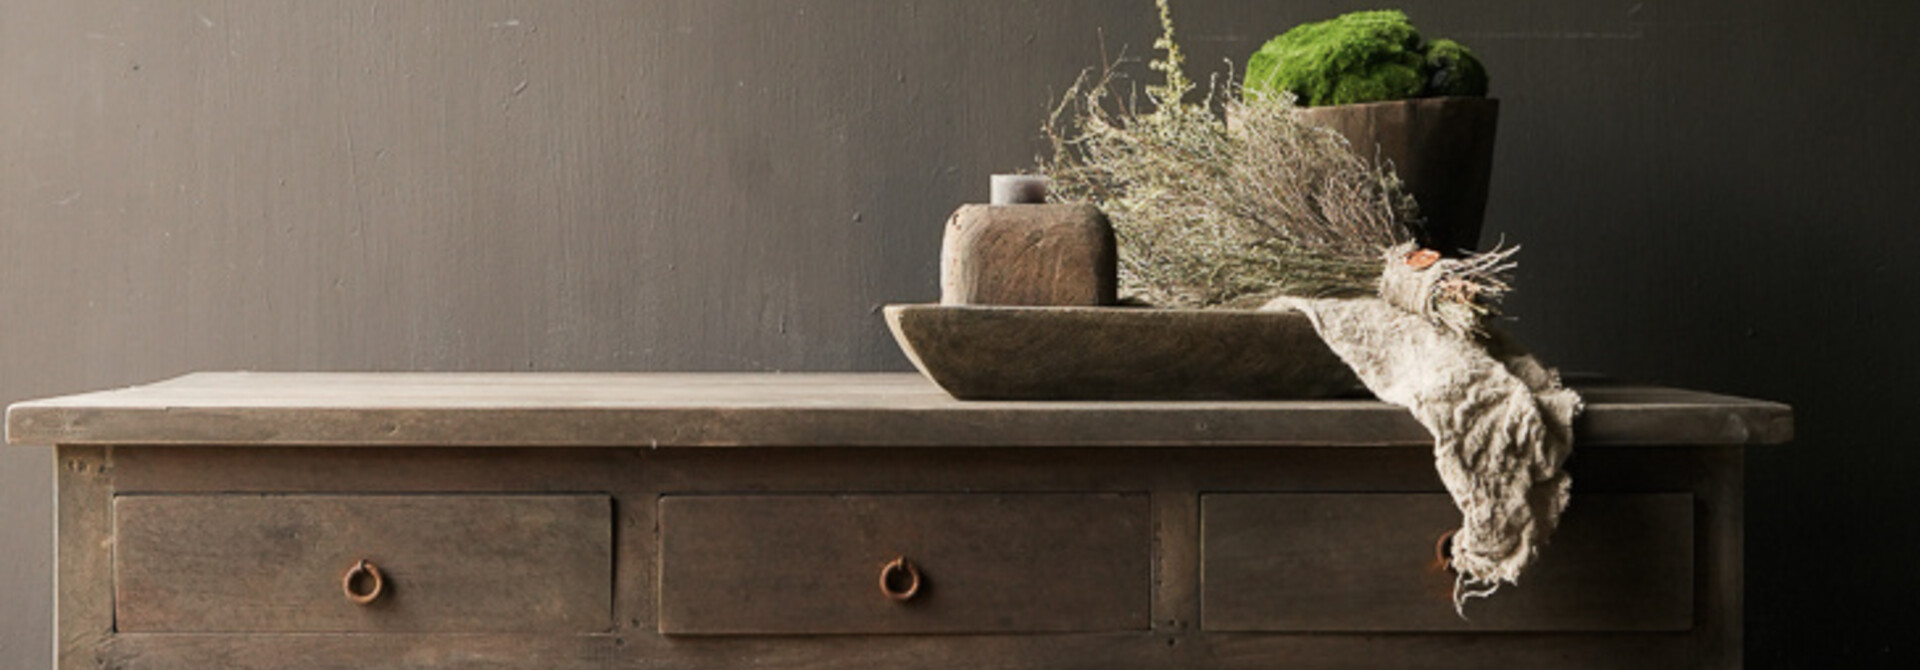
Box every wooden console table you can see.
[6,373,1790,669]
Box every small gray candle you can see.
[990,174,1049,205]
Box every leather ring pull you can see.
[878,556,921,603]
[343,559,385,606]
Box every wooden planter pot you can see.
[1298,97,1499,254]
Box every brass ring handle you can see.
[878,556,921,603]
[342,559,385,606]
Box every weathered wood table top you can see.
[7,372,1792,448]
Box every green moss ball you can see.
[1424,39,1489,97]
[1244,10,1489,106]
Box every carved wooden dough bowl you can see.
[884,304,1364,400]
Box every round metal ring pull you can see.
[878,556,921,603]
[342,559,385,606]
[1432,530,1458,573]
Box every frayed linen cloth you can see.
[1265,291,1581,614]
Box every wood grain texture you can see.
[1697,448,1744,669]
[939,204,1116,306]
[6,372,1794,447]
[1200,634,1692,670]
[55,447,114,670]
[658,494,1151,635]
[884,306,1363,400]
[99,634,618,670]
[1150,485,1201,642]
[1202,493,1694,632]
[113,495,613,633]
[105,632,1182,670]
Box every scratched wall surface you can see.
[2,1,1915,667]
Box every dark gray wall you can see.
[2,1,1913,667]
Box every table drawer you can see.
[113,494,613,633]
[1202,493,1693,632]
[658,493,1150,635]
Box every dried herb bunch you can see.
[1041,0,1515,333]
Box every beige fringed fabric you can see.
[1266,251,1581,615]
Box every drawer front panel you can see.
[114,494,613,633]
[1202,493,1693,632]
[658,493,1150,635]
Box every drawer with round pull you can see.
[1201,493,1694,632]
[657,493,1151,635]
[111,494,613,633]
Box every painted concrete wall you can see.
[4,1,1915,666]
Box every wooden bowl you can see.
[883,304,1363,401]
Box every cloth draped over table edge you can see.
[1264,253,1582,615]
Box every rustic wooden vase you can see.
[1299,97,1498,254]
[938,203,1117,307]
